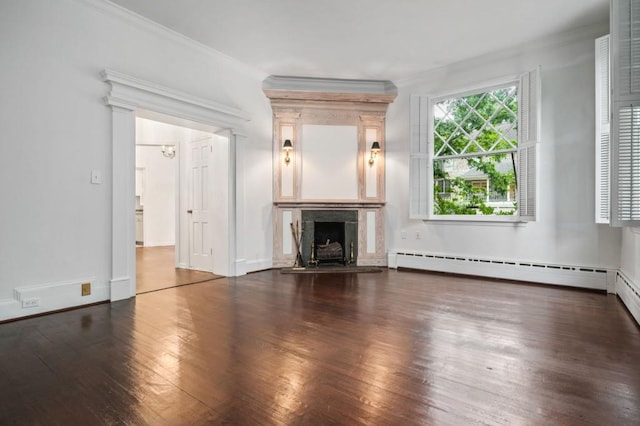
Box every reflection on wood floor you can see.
[136,245,221,294]
[1,269,639,424]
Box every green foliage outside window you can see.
[433,86,518,215]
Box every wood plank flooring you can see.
[1,269,639,425]
[136,246,220,294]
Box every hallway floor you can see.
[136,245,221,294]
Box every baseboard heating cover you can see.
[390,251,612,291]
[616,272,640,325]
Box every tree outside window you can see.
[432,85,518,216]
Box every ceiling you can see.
[110,0,609,82]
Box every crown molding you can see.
[263,76,397,104]
[102,69,251,129]
[263,75,397,95]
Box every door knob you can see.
[187,210,193,214]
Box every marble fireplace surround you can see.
[264,76,397,268]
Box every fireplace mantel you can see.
[264,76,396,268]
[274,201,385,208]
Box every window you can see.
[597,0,640,227]
[410,69,541,221]
[432,85,518,216]
[613,0,640,226]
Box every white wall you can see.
[385,23,622,270]
[0,0,273,319]
[135,145,176,247]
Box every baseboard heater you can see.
[392,251,610,290]
[616,272,640,325]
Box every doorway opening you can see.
[134,116,222,294]
[104,69,249,302]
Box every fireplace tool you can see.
[308,241,318,267]
[290,221,304,269]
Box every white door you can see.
[188,138,214,271]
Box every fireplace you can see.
[301,210,358,267]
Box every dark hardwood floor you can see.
[136,246,221,294]
[1,269,639,425]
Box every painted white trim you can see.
[104,70,250,300]
[0,278,109,322]
[389,250,611,290]
[142,241,176,248]
[616,271,640,326]
[110,277,131,302]
[235,259,247,276]
[102,69,250,129]
[246,259,273,273]
[387,252,398,269]
[263,75,397,95]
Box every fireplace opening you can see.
[313,222,345,265]
[301,210,358,267]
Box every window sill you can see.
[424,215,528,227]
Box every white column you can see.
[110,105,136,301]
[233,132,247,276]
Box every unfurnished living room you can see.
[1,0,639,424]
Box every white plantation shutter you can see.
[517,67,541,221]
[409,95,430,219]
[614,104,640,222]
[595,35,611,224]
[613,0,640,98]
[611,0,640,226]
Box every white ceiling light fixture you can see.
[161,145,175,158]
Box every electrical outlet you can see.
[81,282,91,296]
[400,231,407,239]
[22,298,40,308]
[416,231,421,240]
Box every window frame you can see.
[410,69,541,223]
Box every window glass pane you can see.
[432,84,519,217]
[433,154,517,216]
[434,85,518,158]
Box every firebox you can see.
[300,210,358,267]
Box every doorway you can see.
[134,117,221,294]
[104,69,249,302]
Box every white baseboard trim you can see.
[234,259,247,276]
[246,258,273,273]
[616,271,640,326]
[110,277,132,301]
[389,250,611,291]
[1,278,109,322]
[143,241,175,247]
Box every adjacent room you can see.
[0,0,638,423]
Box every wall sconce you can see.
[161,145,175,159]
[368,141,380,165]
[283,139,293,164]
